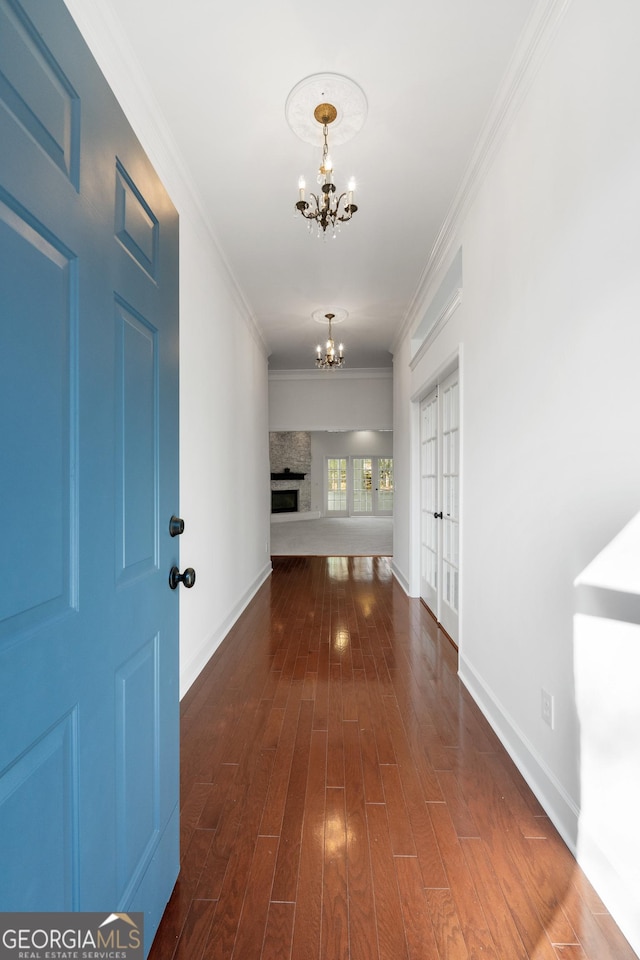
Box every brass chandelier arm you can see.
[336,200,358,221]
[295,193,357,227]
[294,99,358,236]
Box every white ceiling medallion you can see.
[311,307,347,325]
[285,73,368,146]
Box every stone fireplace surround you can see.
[269,431,319,521]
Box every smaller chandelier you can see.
[296,103,357,237]
[316,313,345,369]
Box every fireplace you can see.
[271,489,298,514]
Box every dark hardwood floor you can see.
[149,555,637,960]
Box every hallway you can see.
[149,556,637,960]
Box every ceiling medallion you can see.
[286,74,367,238]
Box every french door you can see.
[376,457,394,515]
[352,457,394,516]
[326,457,348,515]
[419,370,460,643]
[327,457,393,516]
[0,1,180,952]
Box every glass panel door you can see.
[376,457,394,515]
[352,457,393,515]
[326,458,348,515]
[440,372,460,640]
[352,458,373,514]
[420,389,439,612]
[419,370,459,645]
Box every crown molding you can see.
[393,0,574,354]
[62,0,268,358]
[268,368,392,382]
[409,289,462,372]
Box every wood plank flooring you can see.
[149,555,638,960]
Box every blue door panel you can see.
[0,196,75,636]
[0,0,80,186]
[116,298,158,578]
[115,160,158,279]
[115,637,160,902]
[0,2,180,952]
[0,711,80,910]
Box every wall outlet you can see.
[541,688,555,729]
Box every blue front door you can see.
[0,1,180,950]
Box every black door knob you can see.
[169,515,185,537]
[169,566,196,590]
[433,511,443,519]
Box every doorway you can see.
[326,456,394,517]
[352,457,394,516]
[419,368,460,643]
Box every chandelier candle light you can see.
[296,103,357,237]
[316,313,345,369]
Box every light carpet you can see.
[270,516,393,556]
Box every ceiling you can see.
[98,0,538,370]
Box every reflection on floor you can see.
[149,556,638,960]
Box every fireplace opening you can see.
[271,489,298,514]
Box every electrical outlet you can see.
[541,689,555,729]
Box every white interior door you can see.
[419,370,460,643]
[439,371,460,641]
[326,457,348,515]
[420,390,439,612]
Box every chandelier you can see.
[296,103,357,237]
[315,313,345,369]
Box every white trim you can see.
[410,350,462,406]
[409,351,463,631]
[61,0,268,359]
[459,654,580,852]
[391,561,410,596]
[271,510,321,523]
[179,563,271,698]
[410,289,463,371]
[407,392,422,598]
[268,367,393,382]
[392,0,574,352]
[577,830,640,958]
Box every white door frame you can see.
[410,350,463,647]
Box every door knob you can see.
[169,566,196,589]
[433,511,443,519]
[169,515,185,537]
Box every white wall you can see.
[64,1,272,699]
[178,222,271,695]
[309,430,393,513]
[269,369,392,431]
[393,0,640,951]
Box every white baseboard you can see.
[459,654,640,957]
[271,510,322,523]
[391,561,410,595]
[179,562,272,699]
[576,830,640,957]
[458,654,580,852]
